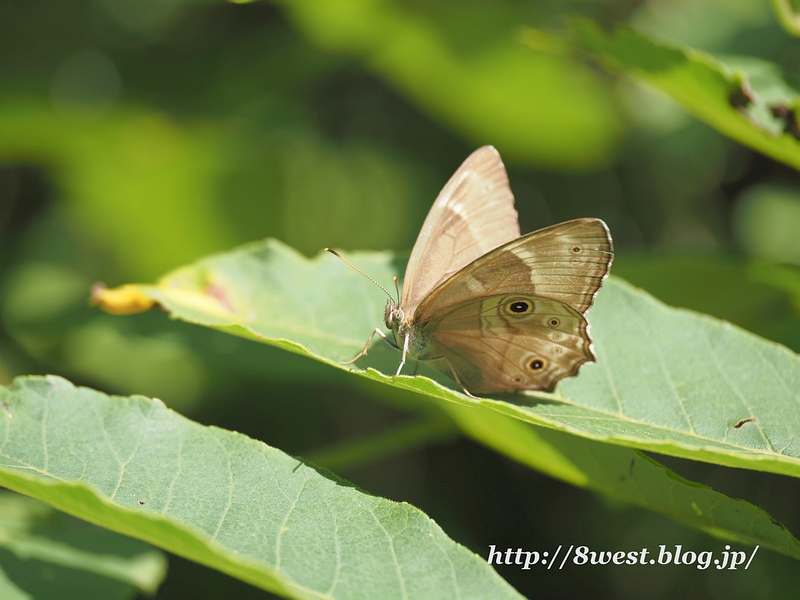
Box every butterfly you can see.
[328,146,613,398]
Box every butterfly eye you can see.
[572,246,581,253]
[528,358,545,371]
[548,318,560,327]
[511,375,523,384]
[507,300,532,315]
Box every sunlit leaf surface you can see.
[0,376,521,599]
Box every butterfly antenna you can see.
[325,248,396,303]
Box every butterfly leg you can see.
[340,328,397,365]
[441,356,480,400]
[394,333,409,377]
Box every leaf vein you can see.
[623,292,697,434]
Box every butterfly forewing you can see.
[419,294,594,392]
[400,146,520,316]
[414,218,613,323]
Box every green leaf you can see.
[0,491,166,599]
[123,239,800,478]
[572,19,800,171]
[0,376,522,599]
[611,252,800,353]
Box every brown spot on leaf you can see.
[733,417,757,429]
[770,104,800,139]
[729,84,755,110]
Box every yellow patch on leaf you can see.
[91,283,155,315]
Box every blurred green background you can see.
[2,0,800,598]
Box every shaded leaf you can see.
[0,492,166,599]
[440,403,800,560]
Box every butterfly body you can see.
[338,146,613,396]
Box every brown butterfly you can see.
[328,146,613,398]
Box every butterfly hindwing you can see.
[417,294,594,392]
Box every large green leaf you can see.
[0,376,522,600]
[118,239,800,478]
[572,19,800,171]
[0,492,166,600]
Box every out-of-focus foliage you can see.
[771,0,800,37]
[1,0,800,598]
[734,184,800,265]
[0,491,167,599]
[574,19,800,170]
[270,0,624,167]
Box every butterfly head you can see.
[384,301,404,332]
